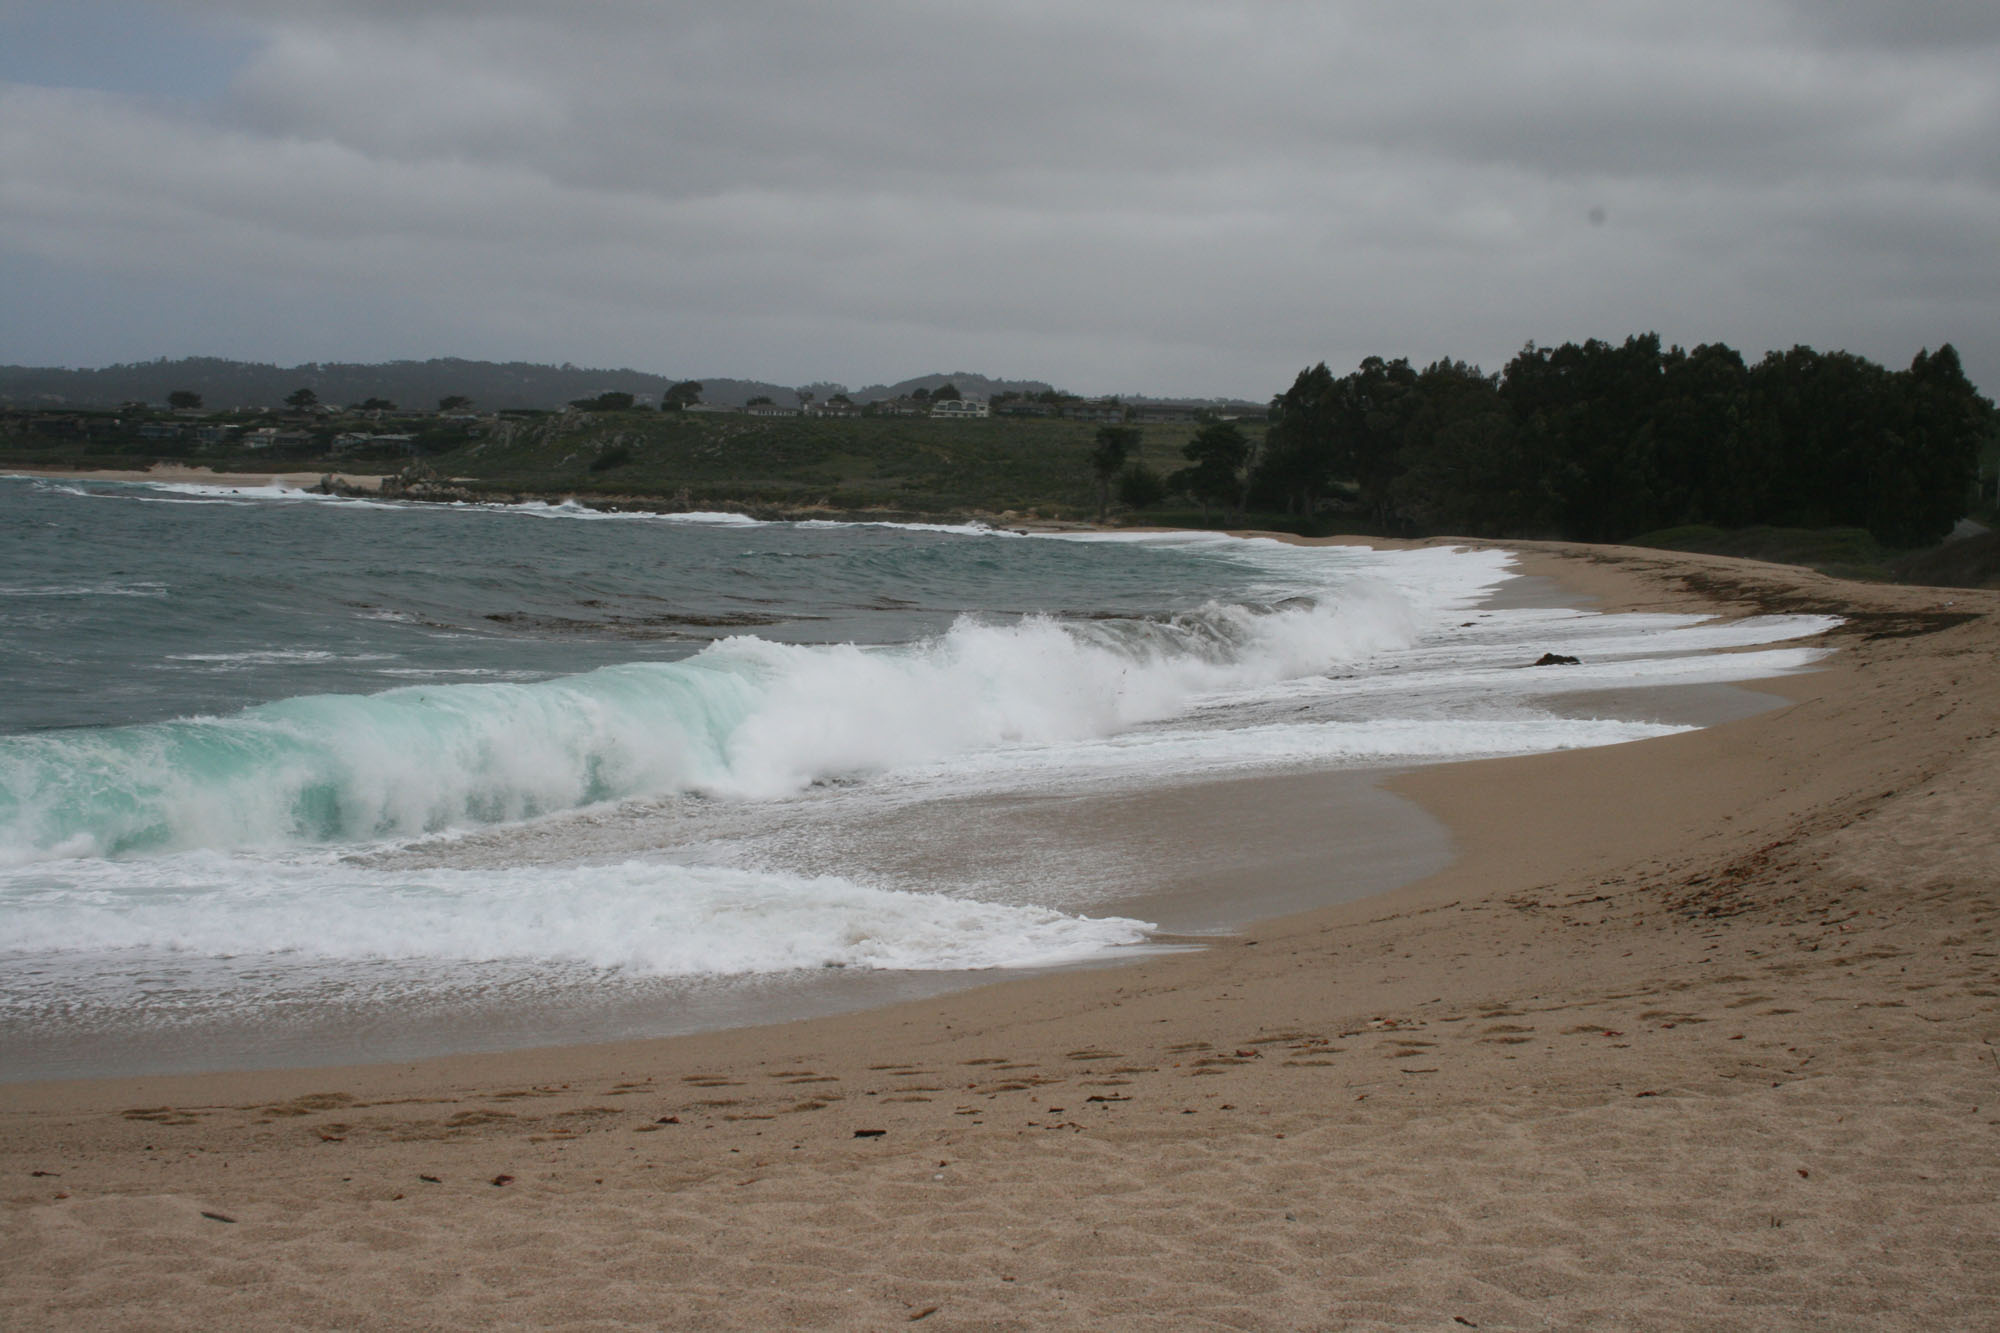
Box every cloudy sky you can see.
[2,1,1995,397]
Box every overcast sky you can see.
[2,1,1995,397]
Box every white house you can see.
[930,399,990,419]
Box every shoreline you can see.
[3,463,387,493]
[0,545,1780,1086]
[0,764,1454,1086]
[5,541,1997,1327]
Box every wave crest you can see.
[0,590,1417,860]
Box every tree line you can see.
[1154,336,1993,548]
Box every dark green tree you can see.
[1172,421,1252,522]
[437,395,472,412]
[1876,344,1989,545]
[1499,335,1671,540]
[663,381,703,411]
[1383,360,1515,535]
[1117,463,1167,510]
[284,387,319,412]
[1090,424,1141,522]
[1256,362,1341,514]
[932,382,962,401]
[1261,333,1987,546]
[1337,356,1420,526]
[1253,358,1418,524]
[167,390,203,410]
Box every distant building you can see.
[29,415,86,439]
[930,399,990,419]
[1130,405,1202,424]
[744,403,799,418]
[243,428,317,451]
[333,433,416,454]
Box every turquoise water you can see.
[0,478,1261,735]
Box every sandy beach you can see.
[2,465,386,492]
[3,539,1996,1330]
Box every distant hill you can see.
[0,356,1264,414]
[0,358,678,412]
[655,373,1067,408]
[0,359,1077,412]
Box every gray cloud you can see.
[1,1,1993,395]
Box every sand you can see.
[4,540,1997,1330]
[3,464,385,491]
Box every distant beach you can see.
[4,536,1995,1328]
[5,463,386,492]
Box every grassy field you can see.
[1624,524,1904,581]
[437,411,1214,516]
[1,410,1228,520]
[11,409,1991,585]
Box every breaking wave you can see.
[1,590,1422,861]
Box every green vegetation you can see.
[5,334,1989,566]
[1247,337,1993,550]
[1089,425,1138,522]
[0,398,1223,520]
[1625,525,1898,581]
[425,410,1214,516]
[1172,420,1253,522]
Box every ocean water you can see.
[0,474,1839,1078]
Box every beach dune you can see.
[4,540,1997,1330]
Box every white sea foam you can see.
[877,715,1694,796]
[0,540,1840,866]
[165,650,396,665]
[0,574,1437,859]
[372,667,546,680]
[798,518,1014,536]
[127,480,329,501]
[0,853,1154,979]
[0,528,1857,1070]
[0,582,169,598]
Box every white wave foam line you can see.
[166,650,397,665]
[0,855,1154,975]
[0,582,169,599]
[0,585,1430,860]
[457,500,766,525]
[884,714,1694,793]
[130,480,336,501]
[1047,532,1517,606]
[1283,644,1834,713]
[797,518,1012,536]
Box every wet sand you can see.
[3,539,1997,1330]
[0,766,1454,1085]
